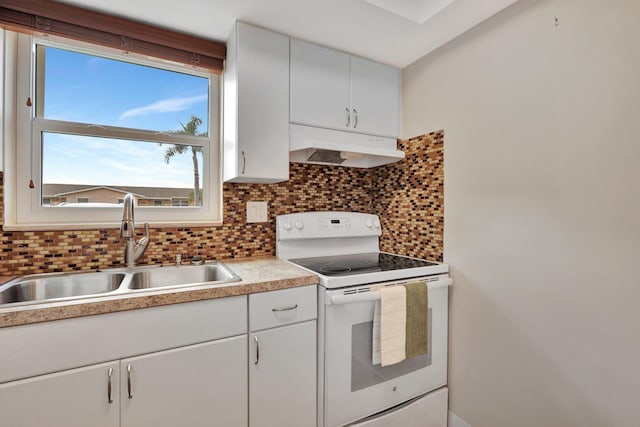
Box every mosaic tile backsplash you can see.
[373,131,444,262]
[0,131,444,277]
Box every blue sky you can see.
[41,46,209,188]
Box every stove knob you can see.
[373,219,381,229]
[295,220,304,230]
[283,221,292,231]
[365,219,373,228]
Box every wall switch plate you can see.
[246,201,268,223]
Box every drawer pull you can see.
[107,367,114,404]
[254,336,260,365]
[127,364,133,399]
[272,304,298,312]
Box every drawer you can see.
[0,296,247,383]
[249,285,317,331]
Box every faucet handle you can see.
[132,222,151,264]
[138,222,150,246]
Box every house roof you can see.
[42,184,193,199]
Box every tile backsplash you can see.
[374,132,444,262]
[0,131,443,276]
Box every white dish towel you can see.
[372,285,407,367]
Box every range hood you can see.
[289,124,405,168]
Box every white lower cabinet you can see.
[250,321,317,427]
[0,361,120,427]
[122,336,247,427]
[0,337,248,427]
[248,285,318,427]
[0,289,319,427]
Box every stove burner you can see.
[320,265,352,274]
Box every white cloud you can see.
[43,134,199,188]
[119,95,207,120]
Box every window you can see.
[4,33,221,230]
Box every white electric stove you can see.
[276,211,451,427]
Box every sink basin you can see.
[0,262,241,307]
[0,271,126,306]
[127,262,240,290]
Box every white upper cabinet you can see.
[223,22,290,183]
[290,40,351,131]
[350,56,401,138]
[290,39,401,138]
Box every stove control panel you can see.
[276,212,382,240]
[319,218,351,230]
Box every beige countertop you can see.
[0,256,318,329]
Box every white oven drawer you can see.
[249,285,317,331]
[349,387,448,427]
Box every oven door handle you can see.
[329,293,380,305]
[327,277,453,305]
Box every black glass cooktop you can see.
[289,252,437,277]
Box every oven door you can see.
[321,275,451,427]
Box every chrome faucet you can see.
[120,194,150,268]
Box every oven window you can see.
[350,309,432,392]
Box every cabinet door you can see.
[224,22,290,183]
[122,336,247,427]
[290,39,350,130]
[350,56,401,137]
[250,321,317,427]
[0,361,119,427]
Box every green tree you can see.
[164,115,206,206]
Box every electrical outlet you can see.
[246,201,268,223]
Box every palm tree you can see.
[164,115,206,206]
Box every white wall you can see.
[403,0,640,426]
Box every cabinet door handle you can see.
[107,367,114,404]
[241,150,246,175]
[127,364,133,399]
[254,336,260,365]
[272,304,298,312]
[353,108,358,128]
[345,107,350,127]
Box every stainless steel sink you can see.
[126,262,240,290]
[0,271,126,306]
[0,262,241,307]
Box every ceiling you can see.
[58,0,519,68]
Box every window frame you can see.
[3,32,222,230]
